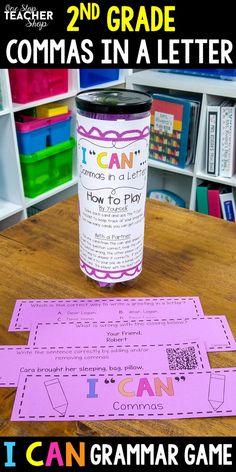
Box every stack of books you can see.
[206,101,236,178]
[196,183,236,222]
[149,93,200,168]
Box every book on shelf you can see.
[219,190,236,222]
[149,93,200,169]
[208,184,222,219]
[206,105,221,176]
[196,182,236,222]
[205,100,233,177]
[219,103,236,178]
[186,100,200,166]
[196,182,209,215]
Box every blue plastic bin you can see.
[49,119,72,146]
[17,127,47,154]
[80,69,120,88]
[16,117,72,154]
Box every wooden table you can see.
[0,196,236,437]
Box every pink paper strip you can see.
[9,297,204,332]
[0,340,209,387]
[11,368,236,421]
[29,316,236,352]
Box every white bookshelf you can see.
[0,69,130,230]
[24,177,78,208]
[127,70,236,97]
[0,199,23,219]
[126,70,236,212]
[149,159,194,177]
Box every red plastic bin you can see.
[9,69,69,104]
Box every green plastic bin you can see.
[20,137,75,198]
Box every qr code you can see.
[166,346,198,370]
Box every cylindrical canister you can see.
[76,88,152,288]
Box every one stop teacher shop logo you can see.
[4,4,53,30]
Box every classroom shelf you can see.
[0,199,23,221]
[126,69,236,211]
[0,108,10,116]
[148,159,194,177]
[127,70,236,98]
[24,177,78,208]
[0,69,131,231]
[12,90,79,113]
[197,172,236,188]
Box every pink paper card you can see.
[11,368,236,421]
[0,340,209,387]
[9,297,204,332]
[29,316,236,352]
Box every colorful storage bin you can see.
[15,112,72,154]
[36,103,69,118]
[79,69,119,88]
[15,112,71,132]
[9,69,68,104]
[20,137,75,198]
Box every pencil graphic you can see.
[208,374,225,410]
[44,379,68,415]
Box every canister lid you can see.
[76,88,152,114]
